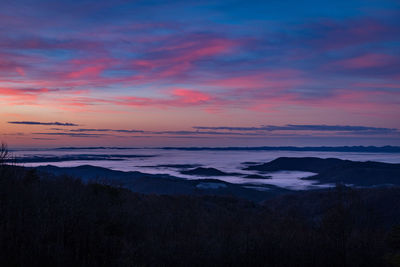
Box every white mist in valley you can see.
[12,148,400,190]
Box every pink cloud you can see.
[118,88,213,108]
[172,89,211,104]
[130,37,236,79]
[286,89,400,114]
[334,53,396,69]
[0,86,91,107]
[15,67,25,76]
[0,87,52,96]
[65,58,114,79]
[205,69,305,91]
[67,65,105,79]
[352,81,400,89]
[0,87,52,104]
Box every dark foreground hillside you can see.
[1,165,400,267]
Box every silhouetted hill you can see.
[181,167,240,176]
[243,174,271,179]
[308,163,400,186]
[245,157,400,186]
[142,164,201,169]
[35,165,285,202]
[244,157,346,173]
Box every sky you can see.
[1,0,400,147]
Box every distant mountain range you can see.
[161,146,400,152]
[51,146,400,153]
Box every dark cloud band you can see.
[9,121,79,126]
[193,124,398,133]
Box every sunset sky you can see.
[1,0,400,147]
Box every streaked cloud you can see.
[33,132,104,138]
[38,124,400,140]
[8,121,79,126]
[69,128,145,133]
[193,124,398,133]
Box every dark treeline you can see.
[1,160,400,265]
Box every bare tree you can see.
[0,142,9,165]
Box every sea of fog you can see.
[11,148,400,190]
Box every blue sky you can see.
[1,0,400,147]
